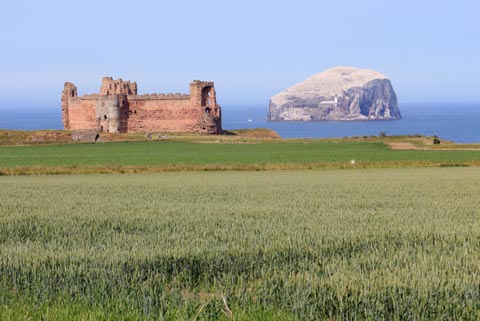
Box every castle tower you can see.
[100,77,137,96]
[61,82,77,129]
[190,80,217,108]
[95,96,122,133]
[91,77,136,133]
[189,80,222,134]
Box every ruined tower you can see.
[95,77,135,133]
[190,80,222,134]
[61,82,77,128]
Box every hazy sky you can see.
[0,0,479,106]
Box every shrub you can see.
[433,137,441,144]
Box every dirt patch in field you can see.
[387,142,480,151]
[387,142,422,150]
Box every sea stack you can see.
[268,66,401,121]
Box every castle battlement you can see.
[130,93,191,100]
[61,77,221,134]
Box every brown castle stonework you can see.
[61,77,222,134]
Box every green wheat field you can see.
[1,140,480,175]
[2,168,480,320]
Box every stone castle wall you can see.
[61,77,222,134]
[65,98,97,131]
[126,98,200,133]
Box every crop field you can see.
[1,140,480,175]
[2,168,480,320]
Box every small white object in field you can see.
[351,159,356,165]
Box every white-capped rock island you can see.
[268,66,401,121]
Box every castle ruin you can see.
[61,77,222,134]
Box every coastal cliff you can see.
[268,66,401,121]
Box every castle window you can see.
[104,115,107,120]
[134,110,137,114]
[71,91,75,97]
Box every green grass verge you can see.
[2,168,480,320]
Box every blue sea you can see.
[1,102,479,143]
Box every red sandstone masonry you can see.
[127,100,201,133]
[61,77,222,134]
[65,99,97,131]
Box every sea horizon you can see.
[2,101,480,143]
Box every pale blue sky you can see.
[0,0,479,105]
